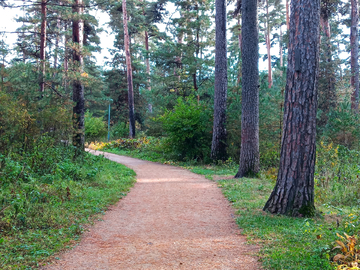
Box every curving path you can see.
[43,150,260,270]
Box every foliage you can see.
[85,111,107,142]
[315,141,360,206]
[111,121,128,139]
[156,96,213,161]
[0,145,135,269]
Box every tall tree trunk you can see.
[72,0,85,150]
[263,0,320,217]
[39,0,47,93]
[237,17,242,86]
[286,0,290,30]
[235,0,259,178]
[350,0,359,113]
[123,0,135,138]
[145,30,152,112]
[54,16,61,69]
[279,26,283,76]
[279,27,283,67]
[318,11,336,127]
[265,0,272,88]
[211,0,228,161]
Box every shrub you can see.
[157,96,212,161]
[85,111,107,142]
[111,122,128,139]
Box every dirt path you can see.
[43,150,260,270]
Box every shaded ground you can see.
[43,150,260,269]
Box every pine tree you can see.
[263,0,320,217]
[235,0,260,178]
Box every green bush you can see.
[85,111,107,142]
[111,122,128,139]
[157,96,212,161]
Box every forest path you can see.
[43,150,260,270]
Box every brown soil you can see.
[42,150,260,270]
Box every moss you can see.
[298,203,316,217]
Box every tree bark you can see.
[235,0,259,178]
[263,0,320,217]
[123,0,136,138]
[39,0,46,93]
[350,0,359,113]
[211,0,228,161]
[72,0,85,150]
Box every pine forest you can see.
[1,0,360,269]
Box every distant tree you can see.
[39,0,47,93]
[211,0,227,161]
[350,0,359,113]
[72,0,85,150]
[263,0,320,216]
[235,0,259,177]
[123,0,136,138]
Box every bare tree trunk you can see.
[39,0,47,93]
[235,0,259,178]
[279,27,283,67]
[263,0,320,217]
[351,0,359,113]
[144,30,152,112]
[266,0,272,88]
[72,0,85,150]
[123,0,135,138]
[211,0,228,161]
[54,16,61,69]
[237,17,242,86]
[286,0,290,30]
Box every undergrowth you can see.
[0,142,136,269]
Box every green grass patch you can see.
[0,152,135,269]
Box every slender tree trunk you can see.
[266,0,272,88]
[54,16,61,69]
[39,0,47,93]
[144,30,152,112]
[72,0,85,150]
[350,0,359,113]
[279,27,283,67]
[286,0,290,30]
[123,0,135,138]
[211,0,228,161]
[237,17,242,86]
[318,12,336,127]
[263,0,320,217]
[235,0,259,178]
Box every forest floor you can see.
[42,150,260,270]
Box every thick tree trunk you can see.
[235,0,259,178]
[265,0,272,88]
[263,0,320,217]
[211,0,228,161]
[123,0,135,138]
[350,0,359,113]
[39,0,46,93]
[72,0,85,150]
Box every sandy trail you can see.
[43,150,259,270]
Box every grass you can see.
[0,152,136,269]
